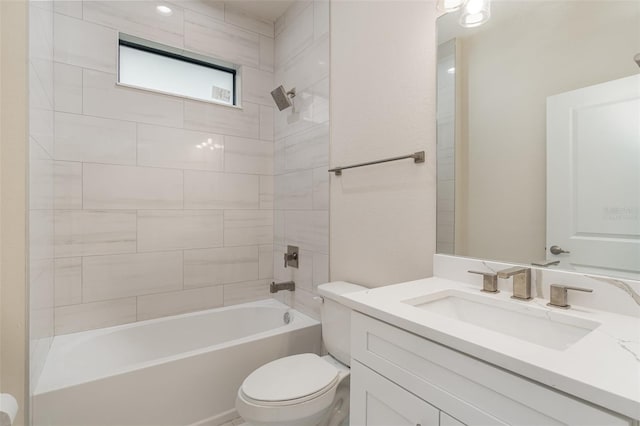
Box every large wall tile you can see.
[30,4,54,62]
[54,13,117,73]
[30,138,54,210]
[275,35,329,98]
[273,90,315,140]
[283,122,329,171]
[259,105,274,141]
[54,210,137,257]
[223,279,270,305]
[31,57,54,109]
[292,287,320,320]
[54,62,82,113]
[260,35,274,72]
[30,258,55,339]
[242,66,274,106]
[184,99,259,139]
[275,170,313,210]
[312,251,329,287]
[30,210,55,262]
[54,298,137,335]
[224,136,273,175]
[30,61,52,111]
[30,106,54,157]
[314,0,329,40]
[224,210,273,246]
[178,1,225,21]
[312,167,329,210]
[83,1,185,48]
[83,163,183,210]
[274,209,285,246]
[54,257,82,307]
[274,2,313,67]
[260,175,274,209]
[184,246,259,287]
[284,210,328,254]
[259,244,273,279]
[225,5,273,38]
[310,77,329,124]
[184,170,259,209]
[54,1,82,19]
[185,10,260,67]
[83,69,184,127]
[83,251,183,302]
[137,210,223,252]
[54,161,82,209]
[137,286,223,321]
[55,112,137,164]
[137,124,224,171]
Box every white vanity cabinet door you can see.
[351,312,633,426]
[351,360,440,426]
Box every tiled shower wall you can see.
[271,0,330,320]
[51,0,276,335]
[29,0,55,392]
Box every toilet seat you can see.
[240,354,340,405]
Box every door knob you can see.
[550,245,570,255]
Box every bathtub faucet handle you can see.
[283,245,299,268]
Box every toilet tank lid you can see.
[317,281,368,302]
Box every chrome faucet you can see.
[497,267,532,300]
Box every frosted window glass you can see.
[119,45,235,105]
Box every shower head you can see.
[635,53,640,68]
[271,85,296,111]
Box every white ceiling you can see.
[216,0,295,22]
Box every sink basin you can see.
[402,290,600,350]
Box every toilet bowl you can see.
[235,282,366,426]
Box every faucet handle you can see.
[468,270,499,293]
[547,284,593,309]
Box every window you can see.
[118,36,237,106]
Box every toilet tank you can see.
[317,282,367,366]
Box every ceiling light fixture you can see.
[459,0,491,28]
[437,0,467,12]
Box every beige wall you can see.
[455,1,639,263]
[1,0,29,424]
[330,0,437,286]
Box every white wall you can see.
[456,1,640,263]
[50,0,276,335]
[271,0,330,320]
[330,0,437,287]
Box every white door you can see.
[350,361,440,426]
[547,74,640,278]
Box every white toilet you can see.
[235,282,366,426]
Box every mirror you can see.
[436,1,640,280]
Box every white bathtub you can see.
[33,299,321,426]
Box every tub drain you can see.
[283,311,291,324]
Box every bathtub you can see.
[33,299,321,426]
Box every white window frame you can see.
[117,34,239,107]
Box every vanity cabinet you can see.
[350,312,634,426]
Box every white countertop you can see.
[342,277,640,420]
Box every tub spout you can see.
[270,281,295,293]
